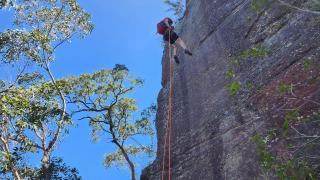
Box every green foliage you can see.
[0,0,94,178]
[0,84,75,177]
[252,134,317,179]
[163,0,185,20]
[282,118,290,137]
[64,65,155,178]
[232,43,270,64]
[252,134,275,170]
[17,72,44,86]
[0,66,154,179]
[278,83,290,94]
[226,68,235,79]
[284,110,300,122]
[226,81,241,96]
[250,0,271,12]
[14,0,93,37]
[10,157,82,179]
[104,145,154,168]
[0,0,93,64]
[282,110,300,137]
[225,44,269,96]
[0,1,153,179]
[37,157,82,180]
[0,0,12,8]
[303,59,313,71]
[246,81,256,92]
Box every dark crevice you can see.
[244,10,265,39]
[245,1,292,40]
[199,0,250,47]
[266,7,291,27]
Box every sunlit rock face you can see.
[141,0,320,179]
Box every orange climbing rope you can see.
[161,30,173,180]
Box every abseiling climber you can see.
[157,17,193,64]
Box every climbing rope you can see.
[161,30,173,180]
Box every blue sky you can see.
[0,0,174,179]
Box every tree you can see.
[1,1,155,179]
[1,0,156,179]
[163,0,185,20]
[64,65,156,180]
[0,81,80,180]
[36,157,82,180]
[0,0,93,179]
[0,0,12,8]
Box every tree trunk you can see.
[41,151,51,180]
[11,166,21,180]
[113,141,136,180]
[107,106,136,180]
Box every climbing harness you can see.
[161,30,173,180]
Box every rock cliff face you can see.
[142,0,320,179]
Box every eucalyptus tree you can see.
[65,65,156,180]
[0,74,82,179]
[1,1,156,179]
[1,1,156,180]
[0,0,93,179]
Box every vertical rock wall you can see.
[142,0,320,179]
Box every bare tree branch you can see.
[0,136,22,180]
[0,63,28,94]
[53,32,75,51]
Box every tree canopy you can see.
[0,1,155,180]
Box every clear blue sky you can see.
[0,0,174,179]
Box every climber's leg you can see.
[172,44,179,64]
[164,30,191,54]
[173,44,177,56]
[175,38,187,50]
[176,38,193,56]
[163,30,191,64]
